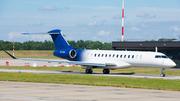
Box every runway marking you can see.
[0,69,180,80]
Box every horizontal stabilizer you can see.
[21,29,73,50]
[21,33,59,35]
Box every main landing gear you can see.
[85,67,93,74]
[103,69,110,74]
[160,68,165,77]
[85,67,110,74]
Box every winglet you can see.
[4,50,17,59]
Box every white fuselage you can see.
[80,50,176,69]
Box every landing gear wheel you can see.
[103,69,110,74]
[86,69,93,74]
[160,73,165,77]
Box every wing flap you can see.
[21,59,108,67]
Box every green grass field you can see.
[0,66,180,91]
[0,72,180,91]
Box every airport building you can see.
[112,41,180,68]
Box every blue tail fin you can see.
[48,29,75,50]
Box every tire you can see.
[86,69,92,74]
[85,69,89,74]
[103,69,110,74]
[160,73,165,77]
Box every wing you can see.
[21,58,116,67]
[4,50,17,59]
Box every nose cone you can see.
[171,61,176,67]
[164,60,176,68]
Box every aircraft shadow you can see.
[83,72,135,75]
[58,71,135,75]
[113,73,135,75]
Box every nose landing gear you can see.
[160,68,165,77]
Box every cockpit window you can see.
[155,55,161,58]
[155,55,169,58]
[162,56,168,58]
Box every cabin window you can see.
[109,54,111,57]
[132,55,134,58]
[120,55,123,58]
[116,55,119,58]
[128,55,130,58]
[98,54,100,57]
[102,54,104,57]
[136,55,138,58]
[105,54,107,57]
[124,55,126,58]
[90,53,93,57]
[140,55,142,59]
[94,54,97,57]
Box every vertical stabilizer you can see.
[48,29,75,50]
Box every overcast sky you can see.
[0,0,180,42]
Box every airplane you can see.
[4,29,176,77]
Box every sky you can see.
[0,0,180,42]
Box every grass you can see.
[1,66,180,76]
[0,50,58,58]
[0,72,180,91]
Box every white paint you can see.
[81,50,176,69]
[122,35,124,42]
[33,63,37,67]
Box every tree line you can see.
[0,40,112,50]
[0,38,177,50]
[145,38,177,42]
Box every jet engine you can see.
[53,49,77,59]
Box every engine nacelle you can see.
[53,49,77,59]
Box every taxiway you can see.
[0,69,180,80]
[0,81,180,101]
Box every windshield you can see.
[155,55,169,58]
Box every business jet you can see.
[4,29,176,77]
